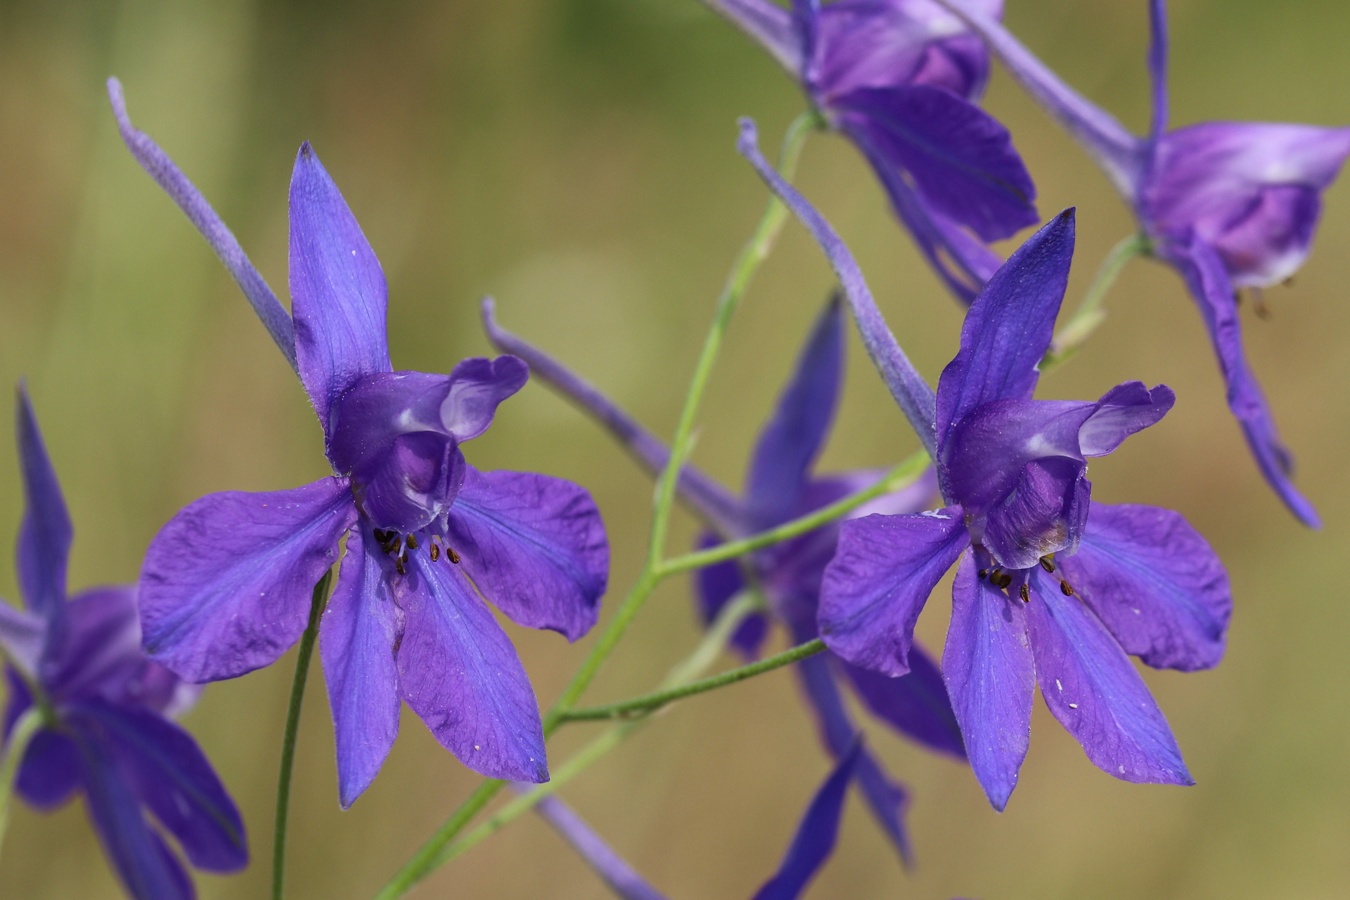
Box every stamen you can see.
[447,547,461,565]
[395,555,407,576]
[1019,583,1030,603]
[991,570,1012,590]
[977,569,989,580]
[1038,556,1056,573]
[1059,578,1075,597]
[430,544,440,562]
[406,533,419,550]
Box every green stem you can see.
[271,570,331,900]
[0,705,45,860]
[1043,233,1151,370]
[561,638,826,722]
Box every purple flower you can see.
[484,296,962,864]
[110,87,609,807]
[702,0,1037,300]
[935,0,1350,525]
[0,387,246,899]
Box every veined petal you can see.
[1164,237,1318,525]
[15,385,71,625]
[835,85,1037,241]
[981,457,1090,570]
[319,526,402,808]
[745,296,845,527]
[1025,569,1192,786]
[289,143,392,426]
[693,534,770,660]
[139,478,357,682]
[818,509,969,676]
[700,0,803,75]
[1077,382,1174,455]
[395,554,547,782]
[838,642,966,758]
[943,552,1033,810]
[1059,503,1230,671]
[447,468,607,641]
[71,701,247,872]
[936,209,1075,448]
[530,794,668,900]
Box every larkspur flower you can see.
[0,387,246,899]
[933,0,1350,526]
[739,128,1232,809]
[108,83,609,807]
[484,295,963,864]
[701,0,1037,300]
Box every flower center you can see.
[372,527,462,576]
[976,553,1076,603]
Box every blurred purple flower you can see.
[702,0,1037,300]
[936,0,1350,525]
[0,387,246,900]
[109,84,609,807]
[484,295,963,865]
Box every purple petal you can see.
[943,552,1033,811]
[6,674,81,810]
[106,79,297,370]
[360,433,466,536]
[752,737,862,900]
[318,526,402,808]
[0,605,45,676]
[139,478,357,682]
[745,296,845,527]
[700,0,803,75]
[530,793,668,900]
[1077,382,1175,456]
[935,209,1075,447]
[738,118,938,456]
[981,457,1090,570]
[446,467,607,641]
[1025,569,1192,785]
[41,587,142,703]
[835,85,1037,241]
[693,533,770,660]
[1163,237,1318,525]
[15,385,71,625]
[289,143,392,426]
[71,701,247,872]
[394,553,547,782]
[818,509,969,676]
[838,643,966,758]
[1059,503,1230,671]
[482,298,746,536]
[1146,0,1168,142]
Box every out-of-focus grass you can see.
[1,0,1348,896]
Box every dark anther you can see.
[977,569,989,580]
[992,570,1012,590]
[1059,579,1074,597]
[1038,556,1056,573]
[447,547,461,565]
[395,556,407,576]
[380,534,401,555]
[405,533,419,550]
[1019,583,1030,603]
[430,544,440,562]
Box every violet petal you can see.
[838,643,966,759]
[1146,0,1168,142]
[0,605,45,676]
[981,457,1090,570]
[6,675,81,809]
[41,587,143,704]
[693,533,769,660]
[15,385,71,625]
[530,793,668,900]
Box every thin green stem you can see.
[0,705,45,860]
[271,570,331,900]
[1043,233,1151,370]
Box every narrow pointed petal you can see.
[106,79,297,370]
[289,143,392,425]
[1146,0,1169,142]
[943,553,1033,810]
[1025,569,1192,785]
[819,509,969,676]
[746,296,845,526]
[693,534,770,659]
[1164,238,1318,525]
[395,554,547,782]
[930,0,1143,195]
[0,605,45,676]
[15,386,71,624]
[753,737,862,900]
[936,210,1075,448]
[839,643,966,758]
[319,527,402,808]
[836,85,1037,241]
[530,793,668,900]
[482,298,747,536]
[699,0,803,75]
[139,478,357,682]
[1059,503,1230,671]
[739,118,938,456]
[71,702,247,871]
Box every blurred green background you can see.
[2,0,1349,896]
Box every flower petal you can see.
[139,478,357,682]
[693,534,770,660]
[1025,569,1192,785]
[981,456,1090,570]
[1146,0,1168,142]
[1164,237,1318,525]
[935,209,1075,448]
[745,296,845,527]
[71,701,247,872]
[289,143,392,425]
[319,526,402,808]
[752,736,862,900]
[41,587,142,703]
[394,553,547,782]
[838,642,966,759]
[15,385,71,625]
[1077,382,1175,456]
[1058,503,1230,671]
[0,605,45,676]
[835,85,1037,241]
[446,467,607,641]
[943,552,1033,810]
[5,673,81,810]
[818,509,969,676]
[529,793,668,900]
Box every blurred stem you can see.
[1043,233,1151,370]
[271,570,332,900]
[0,706,45,861]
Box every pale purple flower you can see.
[109,83,609,807]
[935,0,1350,526]
[702,0,1037,300]
[0,387,246,900]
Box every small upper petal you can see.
[981,456,1090,570]
[15,385,72,625]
